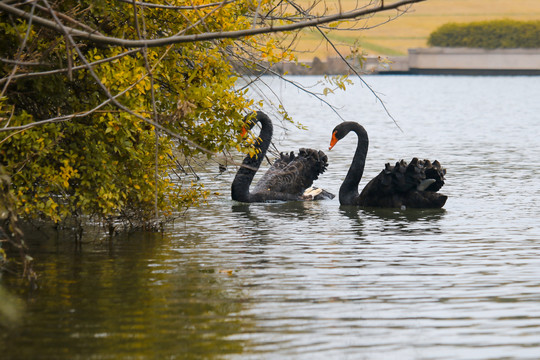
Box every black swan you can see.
[329,121,447,208]
[231,111,334,203]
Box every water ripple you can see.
[172,76,540,358]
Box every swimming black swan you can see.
[329,121,447,208]
[231,111,334,203]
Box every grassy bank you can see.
[291,0,540,60]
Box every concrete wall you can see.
[408,47,540,74]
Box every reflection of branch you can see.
[0,0,427,47]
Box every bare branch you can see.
[31,2,105,36]
[315,25,403,131]
[0,58,52,66]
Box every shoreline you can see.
[272,48,540,76]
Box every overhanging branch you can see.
[0,0,427,47]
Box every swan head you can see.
[329,122,368,150]
[241,113,257,136]
[241,111,271,137]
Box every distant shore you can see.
[272,48,540,76]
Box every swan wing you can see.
[253,148,329,196]
[359,158,447,208]
[379,158,446,193]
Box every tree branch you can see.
[115,0,239,10]
[0,0,427,47]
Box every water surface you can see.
[2,75,540,359]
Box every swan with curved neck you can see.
[231,111,334,203]
[329,121,447,208]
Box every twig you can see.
[315,26,403,132]
[0,58,53,66]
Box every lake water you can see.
[2,75,540,359]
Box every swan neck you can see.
[339,124,368,205]
[231,113,273,202]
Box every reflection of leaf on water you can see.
[218,269,235,276]
[0,286,23,328]
[0,230,251,359]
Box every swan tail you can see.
[423,159,446,192]
[380,158,445,194]
[359,158,447,208]
[253,148,330,197]
[298,148,329,178]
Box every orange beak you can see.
[241,127,247,137]
[329,131,338,150]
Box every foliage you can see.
[0,0,430,233]
[0,0,293,229]
[427,19,540,49]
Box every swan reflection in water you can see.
[342,206,447,222]
[232,200,446,245]
[230,201,330,251]
[232,201,326,222]
[340,205,447,239]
